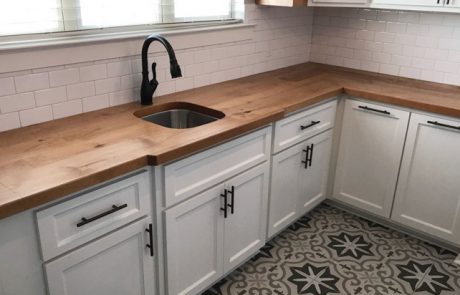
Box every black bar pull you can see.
[76,204,128,227]
[300,120,321,130]
[302,145,311,169]
[427,120,460,131]
[307,144,314,167]
[358,105,390,115]
[447,0,450,4]
[220,190,228,218]
[227,186,235,215]
[146,224,154,257]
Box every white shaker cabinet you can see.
[165,163,269,295]
[268,130,333,238]
[308,0,369,7]
[372,0,460,10]
[45,218,156,295]
[223,163,269,271]
[164,185,225,295]
[392,113,460,244]
[333,99,410,218]
[373,0,442,6]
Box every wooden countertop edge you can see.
[344,88,460,118]
[0,157,150,218]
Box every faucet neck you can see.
[141,34,178,78]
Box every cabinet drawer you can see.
[37,170,151,261]
[164,126,271,207]
[273,99,337,153]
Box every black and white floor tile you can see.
[203,204,460,295]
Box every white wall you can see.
[0,1,313,132]
[311,7,460,85]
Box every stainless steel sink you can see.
[134,102,225,129]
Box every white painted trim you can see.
[0,23,255,73]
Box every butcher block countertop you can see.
[1,62,460,219]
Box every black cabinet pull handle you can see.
[427,120,460,131]
[302,144,314,169]
[302,145,311,169]
[447,0,450,4]
[300,120,321,130]
[146,223,154,257]
[358,105,390,115]
[227,186,235,215]
[220,190,228,218]
[76,204,128,227]
[437,0,440,3]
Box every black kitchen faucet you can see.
[140,34,182,105]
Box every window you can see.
[0,0,243,37]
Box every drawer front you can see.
[164,126,271,208]
[273,99,337,153]
[37,170,151,261]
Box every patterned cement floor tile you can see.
[203,203,460,295]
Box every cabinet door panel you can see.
[164,186,224,295]
[392,114,460,244]
[333,99,409,217]
[299,130,333,215]
[45,219,155,295]
[224,163,269,271]
[373,0,439,6]
[268,145,304,238]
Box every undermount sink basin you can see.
[134,102,225,129]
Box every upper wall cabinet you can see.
[374,0,460,8]
[308,0,460,10]
[255,0,307,7]
[308,0,370,7]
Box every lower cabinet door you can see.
[45,218,155,295]
[333,99,410,217]
[268,130,333,238]
[268,142,305,238]
[164,185,224,295]
[392,113,460,244]
[298,130,333,216]
[223,163,269,272]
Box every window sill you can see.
[0,22,255,73]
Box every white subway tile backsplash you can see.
[176,78,194,92]
[80,64,107,82]
[35,87,67,106]
[109,89,135,106]
[52,100,83,119]
[67,82,96,100]
[82,94,110,112]
[107,61,132,78]
[0,112,20,132]
[0,77,15,97]
[194,74,212,88]
[311,7,460,87]
[49,68,80,87]
[19,106,53,126]
[0,92,35,113]
[95,77,121,95]
[14,73,49,93]
[435,61,459,73]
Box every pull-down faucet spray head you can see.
[140,34,182,105]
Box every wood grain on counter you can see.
[1,62,460,219]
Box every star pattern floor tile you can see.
[203,203,460,295]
